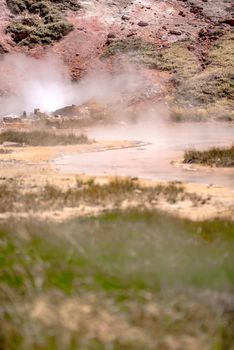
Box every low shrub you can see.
[6,0,80,46]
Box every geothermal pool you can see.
[55,122,234,188]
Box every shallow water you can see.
[55,122,234,188]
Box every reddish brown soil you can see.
[1,0,232,78]
[0,0,233,116]
[51,0,233,77]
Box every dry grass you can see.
[0,130,90,146]
[184,145,234,167]
[171,33,234,120]
[170,100,234,122]
[0,177,202,214]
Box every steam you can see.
[0,53,148,116]
[0,54,70,115]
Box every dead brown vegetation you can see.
[0,130,89,146]
[184,145,234,167]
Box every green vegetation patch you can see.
[184,145,234,167]
[102,35,234,120]
[6,0,80,46]
[102,37,154,59]
[0,210,234,349]
[163,34,234,118]
[167,34,234,120]
[153,40,201,84]
[172,33,234,119]
[102,38,200,84]
[1,210,234,294]
[6,0,80,15]
[208,32,234,69]
[0,130,89,146]
[175,65,234,106]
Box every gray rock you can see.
[122,14,130,20]
[107,33,116,39]
[137,21,149,27]
[169,29,182,35]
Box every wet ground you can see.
[55,121,234,188]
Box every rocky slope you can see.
[0,0,233,120]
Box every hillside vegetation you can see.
[6,0,80,46]
[173,33,234,121]
[102,33,234,121]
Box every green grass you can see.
[184,145,234,167]
[6,0,80,46]
[1,209,234,293]
[0,130,89,146]
[0,209,234,349]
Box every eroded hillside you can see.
[0,0,233,120]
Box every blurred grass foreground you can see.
[0,209,234,350]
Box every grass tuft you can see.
[184,145,234,167]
